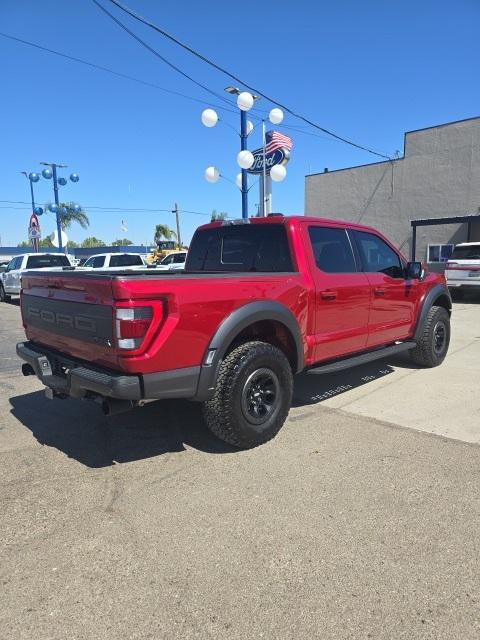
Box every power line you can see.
[102,0,391,160]
[92,0,237,110]
[0,31,238,115]
[0,200,213,216]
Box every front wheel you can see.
[0,283,10,303]
[203,341,293,449]
[410,305,450,367]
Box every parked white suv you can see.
[0,253,72,301]
[445,242,480,299]
[78,253,148,270]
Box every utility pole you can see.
[172,203,181,249]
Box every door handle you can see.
[320,290,338,300]
[374,288,386,297]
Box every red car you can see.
[17,215,451,448]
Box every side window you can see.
[161,255,174,265]
[84,256,105,268]
[308,227,357,273]
[173,253,186,264]
[354,231,403,278]
[12,257,23,270]
[6,258,16,271]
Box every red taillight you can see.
[119,318,151,339]
[115,306,153,350]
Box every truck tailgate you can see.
[21,272,119,369]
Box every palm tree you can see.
[154,224,176,244]
[45,202,89,231]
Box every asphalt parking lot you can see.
[1,298,480,639]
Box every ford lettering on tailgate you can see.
[22,294,113,345]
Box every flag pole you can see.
[262,120,267,217]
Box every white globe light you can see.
[201,108,218,128]
[204,166,220,183]
[237,150,254,169]
[270,164,287,182]
[237,91,254,112]
[269,108,284,125]
[246,120,254,135]
[235,173,243,189]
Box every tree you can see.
[112,238,133,246]
[211,210,228,222]
[81,237,105,248]
[154,224,176,244]
[66,240,79,248]
[18,238,54,248]
[45,202,89,231]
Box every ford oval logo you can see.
[247,148,287,175]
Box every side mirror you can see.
[406,261,424,280]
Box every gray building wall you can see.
[305,117,480,264]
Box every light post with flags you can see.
[201,97,292,217]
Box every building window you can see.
[427,244,454,263]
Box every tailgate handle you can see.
[320,290,338,301]
[374,288,386,297]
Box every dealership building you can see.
[305,116,480,267]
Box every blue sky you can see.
[1,0,479,246]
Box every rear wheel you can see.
[203,341,293,449]
[0,283,10,303]
[410,305,450,367]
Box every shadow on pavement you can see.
[9,352,422,468]
[293,353,418,407]
[9,391,237,468]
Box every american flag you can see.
[265,130,293,154]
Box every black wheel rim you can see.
[241,368,280,425]
[433,321,447,355]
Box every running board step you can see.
[306,341,416,375]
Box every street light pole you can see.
[51,164,63,251]
[21,171,36,213]
[240,109,248,219]
[41,161,67,251]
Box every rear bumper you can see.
[16,341,200,401]
[447,281,480,289]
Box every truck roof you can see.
[196,214,388,237]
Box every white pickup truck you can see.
[78,253,148,270]
[0,253,72,302]
[445,242,480,300]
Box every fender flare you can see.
[194,301,304,401]
[413,284,452,342]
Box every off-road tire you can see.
[410,305,450,367]
[203,341,293,449]
[0,283,10,303]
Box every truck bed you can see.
[21,268,308,375]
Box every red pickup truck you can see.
[17,215,451,448]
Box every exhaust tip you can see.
[102,398,135,416]
[22,363,35,377]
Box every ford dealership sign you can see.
[247,148,290,175]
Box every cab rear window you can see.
[186,224,294,272]
[451,245,480,260]
[26,255,70,269]
[110,254,143,267]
